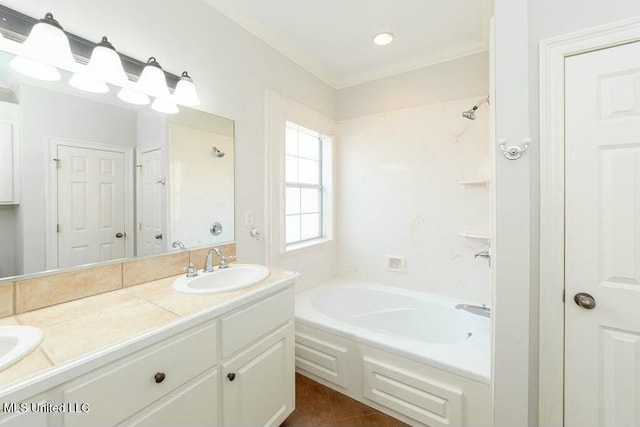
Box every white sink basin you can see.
[0,325,43,371]
[173,264,270,294]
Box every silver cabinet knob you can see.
[574,292,596,310]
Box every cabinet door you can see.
[222,322,294,427]
[121,370,218,427]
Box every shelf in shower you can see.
[458,180,490,189]
[459,232,490,242]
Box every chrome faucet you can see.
[171,240,185,250]
[474,250,491,266]
[203,247,228,272]
[455,304,491,318]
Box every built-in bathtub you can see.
[295,278,492,427]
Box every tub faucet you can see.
[455,304,491,318]
[203,247,228,272]
[171,240,185,250]
[474,250,491,266]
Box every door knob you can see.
[574,292,596,310]
[155,234,163,240]
[115,232,124,238]
[227,372,236,381]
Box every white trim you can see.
[45,138,135,270]
[538,16,640,427]
[265,90,336,267]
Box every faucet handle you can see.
[184,262,198,277]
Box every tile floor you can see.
[281,373,410,427]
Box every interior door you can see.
[56,144,126,268]
[565,41,640,426]
[136,146,166,256]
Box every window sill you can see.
[282,237,334,257]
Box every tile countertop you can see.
[0,265,299,393]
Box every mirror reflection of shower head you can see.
[212,146,225,158]
[462,96,490,120]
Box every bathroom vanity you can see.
[0,267,297,427]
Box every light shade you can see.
[11,13,76,79]
[117,87,150,105]
[173,71,200,107]
[136,57,169,98]
[10,56,60,81]
[152,96,179,114]
[85,37,128,86]
[70,37,127,94]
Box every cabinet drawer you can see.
[62,321,217,427]
[221,288,294,358]
[120,369,218,427]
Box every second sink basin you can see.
[0,325,43,371]
[173,264,270,294]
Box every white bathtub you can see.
[294,279,492,426]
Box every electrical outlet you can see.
[386,255,406,272]
[244,210,254,226]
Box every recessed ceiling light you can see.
[373,32,394,46]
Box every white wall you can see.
[338,97,490,304]
[18,85,138,274]
[336,52,489,120]
[0,0,336,269]
[0,0,337,287]
[490,2,640,426]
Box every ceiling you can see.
[202,0,491,89]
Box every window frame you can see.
[282,121,332,253]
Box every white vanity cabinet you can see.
[59,320,218,427]
[0,391,54,427]
[0,102,20,204]
[220,288,295,427]
[0,281,296,427]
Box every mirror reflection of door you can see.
[53,140,132,269]
[136,146,166,257]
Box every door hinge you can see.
[53,158,60,168]
[562,289,565,303]
[56,224,60,233]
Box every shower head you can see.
[462,97,490,120]
[212,146,225,158]
[462,108,477,120]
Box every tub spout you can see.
[455,304,491,318]
[474,250,490,267]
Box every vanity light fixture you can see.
[10,13,76,81]
[173,71,200,107]
[372,32,394,46]
[0,5,201,114]
[70,36,128,93]
[136,57,170,98]
[117,86,151,105]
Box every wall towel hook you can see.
[499,138,530,160]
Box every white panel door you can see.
[57,145,126,268]
[565,41,640,427]
[136,147,165,257]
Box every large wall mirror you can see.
[0,49,235,281]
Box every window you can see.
[284,121,327,248]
